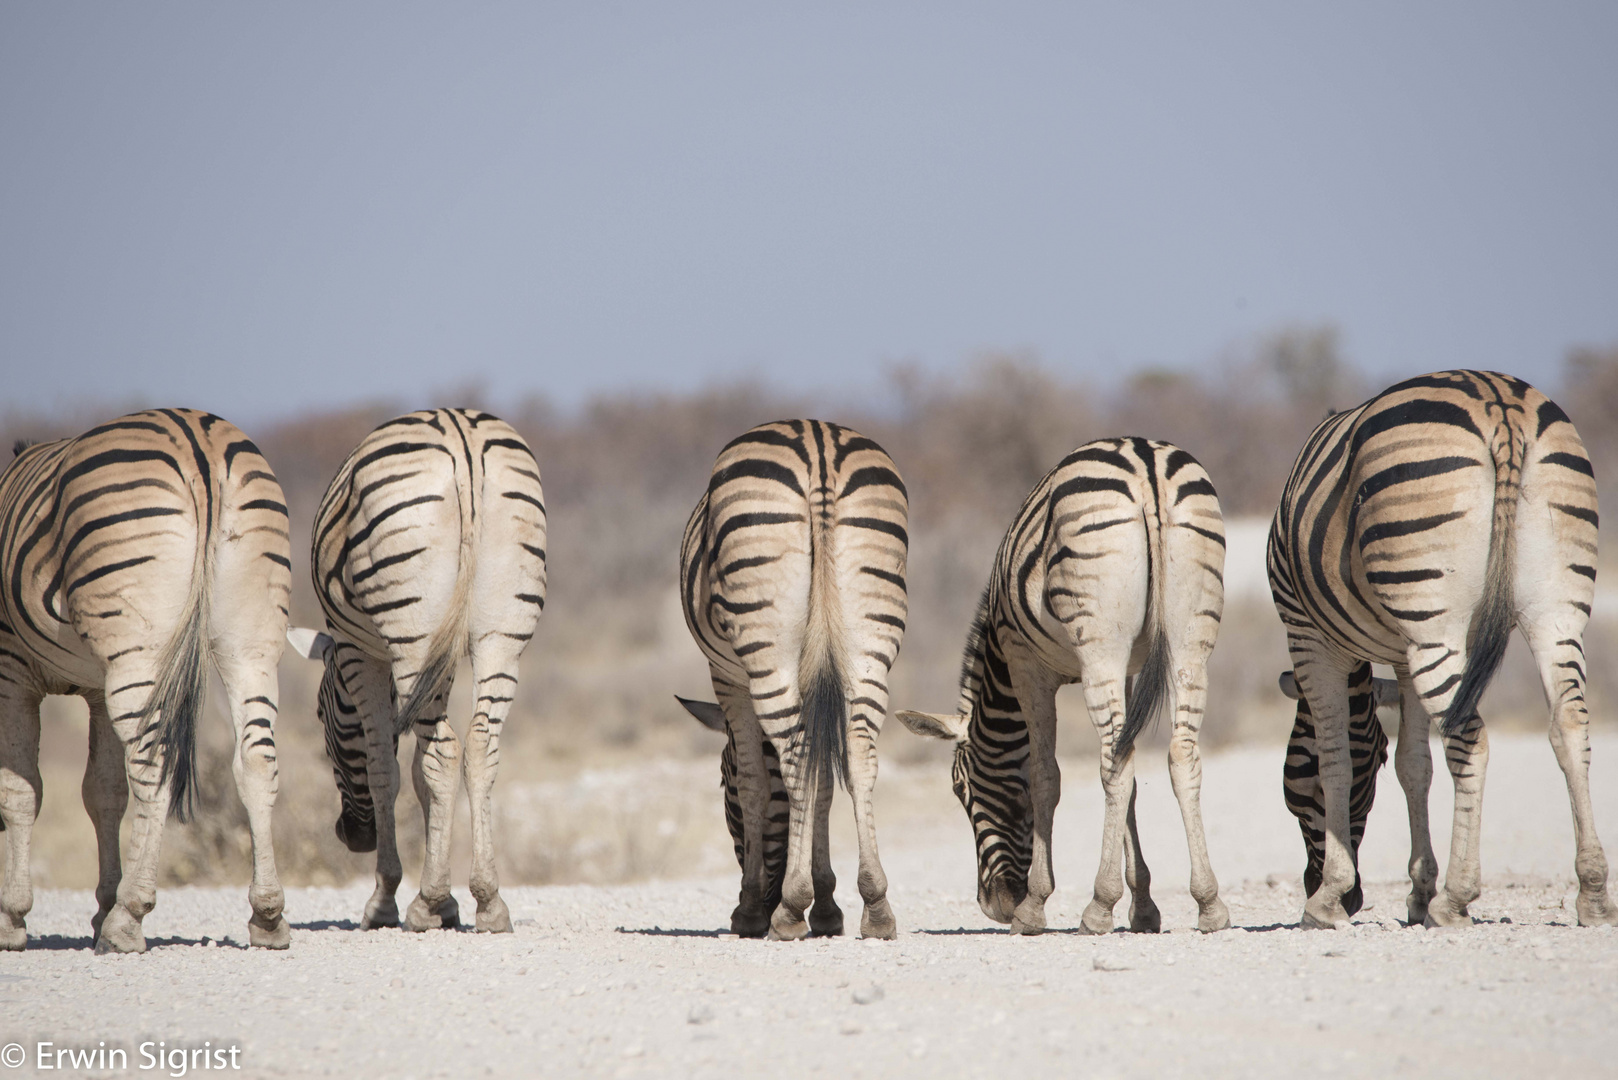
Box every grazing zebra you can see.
[287,409,546,934]
[1278,664,1397,915]
[0,409,292,952]
[1268,369,1615,929]
[898,437,1230,935]
[680,419,908,939]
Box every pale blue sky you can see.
[2,2,1615,422]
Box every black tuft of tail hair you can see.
[1117,622,1171,756]
[395,645,458,738]
[12,438,37,458]
[1442,528,1514,739]
[149,588,209,822]
[801,653,850,792]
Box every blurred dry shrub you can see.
[4,334,1615,890]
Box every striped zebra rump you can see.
[0,409,290,817]
[1268,368,1613,928]
[0,408,293,951]
[680,419,908,937]
[900,437,1230,933]
[306,408,547,850]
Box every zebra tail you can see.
[1116,495,1172,756]
[800,514,850,792]
[150,504,214,823]
[394,455,478,735]
[1441,434,1519,738]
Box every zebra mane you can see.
[12,438,37,458]
[955,577,996,713]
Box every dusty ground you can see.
[3,732,1617,1079]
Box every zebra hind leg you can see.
[463,643,526,934]
[82,696,128,940]
[1392,669,1439,924]
[1525,627,1617,925]
[213,647,290,948]
[406,701,463,932]
[0,674,42,951]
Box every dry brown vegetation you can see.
[5,335,1615,889]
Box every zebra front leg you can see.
[1122,782,1160,933]
[712,677,777,937]
[218,651,290,948]
[1427,713,1488,927]
[464,648,523,933]
[1294,659,1357,929]
[1393,669,1438,925]
[406,710,463,932]
[808,761,843,936]
[82,696,128,941]
[1010,678,1059,936]
[0,677,42,951]
[1167,681,1228,932]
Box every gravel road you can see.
[3,732,1616,1079]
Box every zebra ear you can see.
[1371,677,1401,709]
[896,710,967,742]
[287,627,336,662]
[675,696,728,732]
[1278,671,1301,700]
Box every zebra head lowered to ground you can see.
[287,408,547,935]
[0,409,293,953]
[1268,369,1615,930]
[900,437,1231,935]
[680,419,909,940]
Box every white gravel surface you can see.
[3,732,1617,1079]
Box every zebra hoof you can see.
[361,896,400,930]
[1576,891,1618,927]
[249,913,291,949]
[729,905,770,938]
[475,896,513,934]
[0,920,25,951]
[1078,901,1115,935]
[859,900,896,940]
[404,894,460,932]
[1128,899,1161,934]
[1009,898,1046,935]
[1197,899,1231,933]
[1299,905,1349,930]
[809,902,844,937]
[93,907,146,953]
[1422,901,1473,929]
[767,910,810,941]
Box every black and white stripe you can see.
[293,408,546,934]
[1268,369,1615,928]
[899,437,1230,934]
[0,409,292,952]
[679,419,908,939]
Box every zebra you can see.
[1268,369,1615,929]
[898,437,1231,935]
[679,419,908,939]
[0,409,292,952]
[1278,663,1398,916]
[286,408,546,934]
